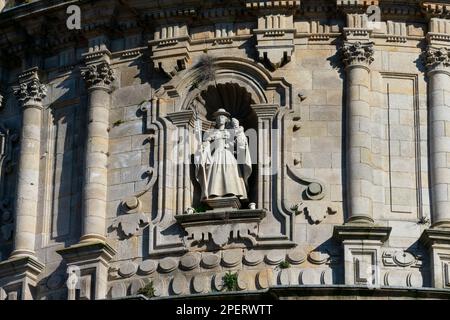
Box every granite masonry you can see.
[0,0,450,300]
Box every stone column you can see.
[79,50,115,243]
[11,68,46,259]
[341,41,375,224]
[0,68,45,300]
[57,50,116,300]
[419,17,450,289]
[426,46,450,229]
[333,14,391,287]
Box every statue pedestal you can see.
[204,196,242,210]
[176,209,266,248]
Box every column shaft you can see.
[81,88,110,242]
[428,68,450,227]
[12,105,42,257]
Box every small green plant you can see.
[193,203,208,213]
[113,119,124,127]
[137,281,155,298]
[222,271,238,292]
[279,260,291,269]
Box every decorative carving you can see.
[382,250,422,268]
[294,203,337,225]
[176,209,265,248]
[341,41,374,67]
[159,258,178,273]
[286,165,326,201]
[0,93,3,109]
[112,198,149,238]
[81,62,115,89]
[426,46,450,70]
[222,249,242,268]
[308,251,330,265]
[243,251,263,266]
[14,69,47,104]
[180,253,199,271]
[138,260,157,275]
[149,23,191,77]
[254,13,296,69]
[118,262,138,278]
[201,253,220,269]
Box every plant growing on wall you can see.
[137,281,155,298]
[222,271,238,292]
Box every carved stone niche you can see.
[175,209,266,248]
[149,23,191,77]
[141,57,305,255]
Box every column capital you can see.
[426,46,450,73]
[341,41,374,68]
[81,49,115,92]
[13,68,47,106]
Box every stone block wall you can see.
[0,0,449,300]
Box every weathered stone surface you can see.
[0,0,447,301]
[139,260,156,275]
[192,275,209,294]
[243,251,263,266]
[222,249,242,268]
[118,262,138,278]
[110,282,127,299]
[171,274,188,295]
[202,253,221,269]
[159,258,178,273]
[265,251,285,265]
[180,253,199,271]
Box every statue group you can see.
[195,108,252,209]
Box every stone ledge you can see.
[176,209,266,247]
[333,224,392,242]
[419,228,450,247]
[0,256,44,282]
[175,209,266,226]
[56,241,116,265]
[119,285,450,300]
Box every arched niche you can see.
[144,56,304,253]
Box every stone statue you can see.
[195,109,252,209]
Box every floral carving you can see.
[13,79,47,103]
[341,41,374,67]
[426,47,450,70]
[81,62,115,89]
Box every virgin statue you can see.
[195,108,252,207]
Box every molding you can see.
[419,228,450,247]
[57,240,116,266]
[333,225,392,242]
[0,256,44,283]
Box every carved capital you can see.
[81,62,115,91]
[341,41,374,67]
[13,68,47,105]
[426,46,450,71]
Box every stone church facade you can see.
[0,0,450,300]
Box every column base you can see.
[346,215,375,225]
[333,224,391,286]
[419,228,450,289]
[0,255,44,300]
[56,240,116,300]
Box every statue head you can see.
[213,108,230,127]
